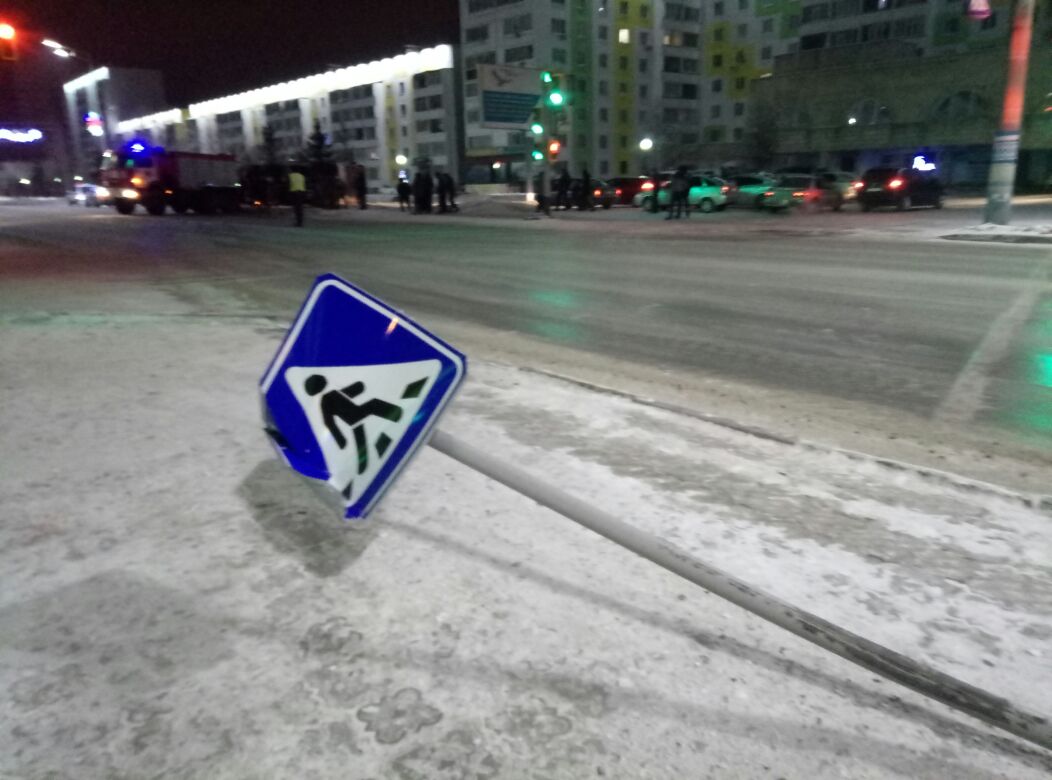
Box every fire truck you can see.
[99,142,241,216]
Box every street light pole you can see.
[982,0,1036,225]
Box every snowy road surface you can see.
[1,307,1050,777]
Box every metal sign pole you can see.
[428,428,1052,752]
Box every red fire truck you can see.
[99,142,241,216]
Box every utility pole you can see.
[982,0,1036,225]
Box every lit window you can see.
[618,28,630,44]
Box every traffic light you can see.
[541,70,565,108]
[0,23,16,61]
[531,149,544,161]
[530,122,544,136]
[547,139,562,161]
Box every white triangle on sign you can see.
[285,359,442,506]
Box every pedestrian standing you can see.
[397,177,412,212]
[288,169,307,227]
[667,166,689,220]
[354,163,368,210]
[443,172,459,212]
[579,168,593,211]
[555,168,571,210]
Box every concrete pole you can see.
[983,0,1036,225]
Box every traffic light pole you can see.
[983,0,1036,225]
[541,103,553,216]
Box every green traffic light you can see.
[547,91,565,107]
[530,122,544,135]
[531,149,544,161]
[541,71,554,84]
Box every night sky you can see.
[4,0,459,105]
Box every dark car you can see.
[859,167,943,211]
[608,176,649,205]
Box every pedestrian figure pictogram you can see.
[304,375,403,475]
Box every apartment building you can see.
[113,45,460,187]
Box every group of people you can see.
[397,170,459,214]
[535,167,595,215]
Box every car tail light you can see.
[594,189,601,197]
[763,191,774,197]
[721,185,729,194]
[130,176,143,186]
[888,178,904,189]
[615,188,622,196]
[641,181,655,191]
[792,191,805,197]
[852,181,863,190]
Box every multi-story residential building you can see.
[459,0,712,181]
[113,45,460,188]
[62,67,167,177]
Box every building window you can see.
[399,83,405,96]
[664,56,681,73]
[599,80,608,95]
[505,45,534,62]
[739,0,748,8]
[599,135,608,149]
[639,84,648,98]
[619,56,628,69]
[466,24,489,43]
[598,25,608,39]
[618,28,630,43]
[738,23,748,39]
[599,53,608,67]
[762,18,774,33]
[734,102,744,116]
[639,58,648,72]
[619,82,627,94]
[712,54,723,68]
[733,127,744,141]
[761,46,772,60]
[551,18,566,35]
[553,48,567,63]
[711,105,721,119]
[735,77,746,90]
[619,1,629,13]
[714,1,724,15]
[619,109,628,122]
[620,135,628,149]
[619,160,628,174]
[600,160,609,175]
[503,13,532,36]
[599,107,609,121]
[713,28,724,42]
[712,79,723,93]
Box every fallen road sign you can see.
[260,274,466,519]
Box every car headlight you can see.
[120,189,139,199]
[95,186,110,198]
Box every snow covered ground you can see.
[1,312,1050,778]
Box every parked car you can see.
[761,174,844,211]
[66,182,102,207]
[817,171,863,204]
[587,178,618,209]
[633,174,729,212]
[727,174,778,208]
[858,168,943,211]
[630,173,671,207]
[608,176,649,205]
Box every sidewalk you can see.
[1,313,1050,778]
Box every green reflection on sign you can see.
[529,290,579,309]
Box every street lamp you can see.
[395,154,408,166]
[638,137,654,152]
[639,137,658,212]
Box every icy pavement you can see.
[1,314,1051,778]
[944,223,1052,245]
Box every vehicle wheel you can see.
[144,197,166,216]
[897,195,911,211]
[754,195,766,209]
[641,196,652,211]
[860,201,872,212]
[603,201,612,210]
[172,199,189,215]
[115,198,136,215]
[832,196,843,212]
[699,198,715,213]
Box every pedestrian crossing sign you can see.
[260,274,466,519]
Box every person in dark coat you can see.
[436,170,450,213]
[667,165,689,220]
[354,163,368,209]
[579,168,594,210]
[396,177,412,211]
[441,172,459,212]
[555,168,571,210]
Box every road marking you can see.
[934,261,1050,425]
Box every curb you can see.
[517,365,1052,515]
[942,233,1052,245]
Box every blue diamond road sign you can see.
[260,274,466,519]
